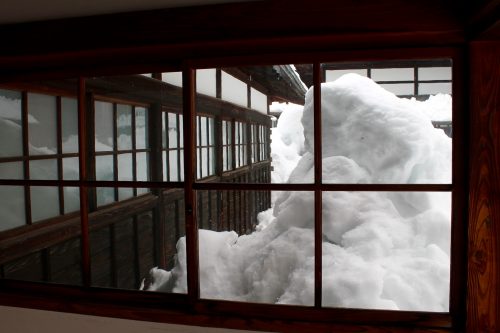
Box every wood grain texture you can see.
[467,41,500,333]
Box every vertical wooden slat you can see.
[78,77,91,287]
[22,91,32,226]
[467,41,500,333]
[449,50,467,329]
[86,93,97,212]
[313,62,323,308]
[131,106,137,196]
[56,96,64,215]
[183,67,199,302]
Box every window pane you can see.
[63,157,79,180]
[194,190,312,305]
[169,150,179,182]
[0,162,24,179]
[63,187,80,214]
[0,186,25,231]
[96,187,115,207]
[117,104,133,151]
[31,186,59,222]
[94,101,114,152]
[28,93,57,155]
[320,62,452,184]
[178,115,184,148]
[135,106,148,149]
[118,153,133,200]
[168,113,178,148]
[136,152,149,182]
[0,89,23,157]
[91,187,186,293]
[162,112,167,149]
[61,97,79,154]
[322,191,451,311]
[96,155,114,181]
[30,159,58,180]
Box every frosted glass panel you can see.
[0,89,23,157]
[31,186,59,222]
[135,107,147,149]
[63,187,80,214]
[196,68,217,97]
[136,152,148,181]
[0,162,23,179]
[162,72,183,87]
[325,69,367,82]
[221,71,247,108]
[419,67,452,80]
[371,68,413,81]
[61,97,78,154]
[63,157,79,180]
[94,101,114,151]
[419,83,452,95]
[117,104,132,150]
[30,159,58,180]
[96,155,114,181]
[251,87,268,114]
[380,83,414,95]
[0,186,25,231]
[28,93,57,155]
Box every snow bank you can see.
[147,74,452,311]
[269,102,305,184]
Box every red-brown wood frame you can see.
[0,41,470,333]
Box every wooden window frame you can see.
[0,46,467,333]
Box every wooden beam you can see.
[467,41,500,333]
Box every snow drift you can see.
[156,74,451,310]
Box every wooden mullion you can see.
[22,91,32,226]
[78,78,91,287]
[86,92,97,212]
[56,96,65,215]
[112,103,118,201]
[313,62,322,308]
[164,111,170,182]
[215,116,223,177]
[231,119,236,170]
[183,67,200,303]
[131,106,137,196]
[176,113,182,181]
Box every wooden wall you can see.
[467,41,500,333]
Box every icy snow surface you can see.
[147,74,452,311]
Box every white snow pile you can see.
[269,102,305,184]
[158,74,452,311]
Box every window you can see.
[0,52,465,331]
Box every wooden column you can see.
[467,41,500,333]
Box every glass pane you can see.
[168,113,178,148]
[31,186,59,222]
[0,162,24,179]
[30,159,58,180]
[0,186,25,231]
[118,153,133,200]
[96,187,115,207]
[195,65,310,184]
[321,61,452,184]
[94,101,114,152]
[322,191,451,311]
[194,190,313,305]
[162,151,167,181]
[178,115,184,148]
[63,157,79,180]
[63,187,80,214]
[91,187,186,293]
[61,97,79,154]
[117,104,132,151]
[0,89,23,157]
[28,93,57,155]
[136,152,149,182]
[162,112,167,149]
[95,155,114,181]
[169,150,179,182]
[135,106,148,149]
[117,153,133,181]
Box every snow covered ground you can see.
[147,74,452,312]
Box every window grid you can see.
[196,115,215,179]
[221,119,232,172]
[94,100,150,207]
[163,111,184,182]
